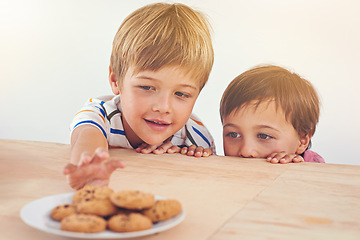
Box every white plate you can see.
[20,192,185,239]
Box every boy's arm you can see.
[70,125,108,164]
[64,125,125,189]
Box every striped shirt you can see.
[70,95,216,153]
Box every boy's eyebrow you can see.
[223,123,281,133]
[178,84,198,90]
[255,125,281,133]
[223,123,238,128]
[135,75,155,80]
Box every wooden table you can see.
[1,139,360,240]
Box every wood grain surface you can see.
[0,139,359,240]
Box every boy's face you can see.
[112,65,200,147]
[222,100,308,158]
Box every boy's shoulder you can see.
[81,95,121,113]
[71,95,132,148]
[84,95,119,105]
[188,113,206,128]
[303,150,325,163]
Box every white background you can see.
[1,0,359,165]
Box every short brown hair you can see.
[110,3,214,89]
[220,65,320,138]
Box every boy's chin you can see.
[141,134,174,146]
[144,139,168,146]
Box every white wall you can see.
[1,0,359,165]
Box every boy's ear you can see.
[109,66,120,95]
[295,134,311,154]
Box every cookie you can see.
[76,198,118,216]
[60,213,107,233]
[108,213,152,232]
[50,203,77,221]
[113,207,141,216]
[110,190,155,210]
[72,185,114,205]
[142,199,182,222]
[72,185,96,204]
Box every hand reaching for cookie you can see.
[63,148,125,190]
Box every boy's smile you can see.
[145,119,171,130]
[222,100,309,158]
[110,65,200,148]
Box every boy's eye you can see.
[175,91,190,98]
[226,132,241,138]
[139,85,155,91]
[257,133,273,140]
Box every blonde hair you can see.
[220,65,320,139]
[110,3,214,89]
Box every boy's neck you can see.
[121,115,144,148]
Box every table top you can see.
[1,139,360,240]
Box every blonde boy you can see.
[64,3,215,189]
[220,65,325,164]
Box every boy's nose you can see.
[237,141,257,158]
[152,94,171,113]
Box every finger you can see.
[153,146,166,155]
[152,148,164,154]
[274,152,288,160]
[159,141,174,151]
[141,144,159,154]
[194,147,204,157]
[266,152,277,162]
[91,148,109,164]
[135,143,148,153]
[79,152,92,166]
[167,145,181,154]
[293,155,304,163]
[279,155,293,164]
[202,148,212,157]
[153,141,175,154]
[181,147,188,155]
[65,173,85,190]
[63,163,77,175]
[277,153,301,164]
[106,159,126,172]
[270,157,280,164]
[270,152,288,164]
[187,145,197,156]
[284,153,299,163]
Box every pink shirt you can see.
[303,150,325,163]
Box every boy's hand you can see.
[266,152,304,164]
[135,138,181,154]
[63,148,125,190]
[180,145,212,157]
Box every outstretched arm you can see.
[70,125,108,164]
[64,125,125,189]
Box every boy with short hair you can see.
[220,65,325,163]
[64,3,215,189]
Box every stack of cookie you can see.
[50,185,182,233]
